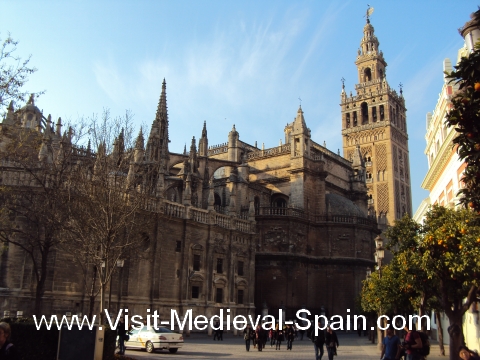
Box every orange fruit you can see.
[475,83,480,91]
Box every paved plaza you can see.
[124,332,450,360]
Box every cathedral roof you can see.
[325,193,365,217]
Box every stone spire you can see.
[134,128,144,163]
[146,78,169,165]
[199,121,208,156]
[352,144,365,169]
[189,136,198,173]
[56,117,62,136]
[3,101,15,125]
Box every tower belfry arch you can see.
[340,11,412,226]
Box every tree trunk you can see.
[34,250,50,316]
[436,311,445,356]
[88,265,97,320]
[447,314,464,360]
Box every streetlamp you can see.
[374,235,385,350]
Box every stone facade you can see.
[0,37,381,324]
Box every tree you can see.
[0,33,44,113]
[383,208,480,360]
[445,10,480,211]
[63,109,154,322]
[0,114,85,315]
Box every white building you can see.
[413,11,480,351]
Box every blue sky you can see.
[1,0,477,213]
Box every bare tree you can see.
[64,109,153,322]
[0,33,44,113]
[0,115,86,315]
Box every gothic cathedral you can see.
[341,16,412,226]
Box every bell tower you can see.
[340,10,412,226]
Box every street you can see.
[124,332,450,360]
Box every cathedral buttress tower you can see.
[341,15,412,226]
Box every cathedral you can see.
[0,15,410,326]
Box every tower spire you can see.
[146,79,170,164]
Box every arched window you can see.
[361,102,369,124]
[254,196,260,215]
[364,68,372,82]
[346,113,351,128]
[214,193,222,206]
[379,105,385,121]
[353,111,358,126]
[372,107,377,122]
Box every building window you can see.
[175,241,182,252]
[193,254,201,271]
[216,288,223,303]
[237,289,244,304]
[192,286,199,299]
[238,261,244,276]
[216,258,223,274]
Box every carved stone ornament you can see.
[191,243,203,251]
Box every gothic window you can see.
[361,102,369,124]
[372,107,377,122]
[379,105,385,121]
[364,68,372,82]
[237,289,244,304]
[216,288,223,303]
[254,196,260,215]
[346,113,351,128]
[216,258,224,274]
[353,111,358,126]
[193,254,201,271]
[238,261,244,276]
[192,286,199,299]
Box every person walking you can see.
[311,322,325,360]
[0,322,18,360]
[402,326,423,360]
[269,328,275,347]
[255,325,264,351]
[325,326,339,360]
[286,323,295,350]
[116,317,129,356]
[213,320,220,341]
[381,327,401,360]
[275,324,284,350]
[243,324,253,352]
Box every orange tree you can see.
[445,14,480,211]
[385,207,480,360]
[419,206,480,360]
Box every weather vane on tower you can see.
[365,4,374,23]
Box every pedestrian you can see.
[311,322,325,360]
[381,327,401,360]
[459,345,480,360]
[401,326,423,360]
[243,324,253,352]
[116,317,129,355]
[325,326,339,360]
[269,328,275,347]
[213,320,220,340]
[275,324,284,350]
[286,323,295,350]
[0,322,18,360]
[255,325,264,351]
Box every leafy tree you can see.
[0,33,44,113]
[445,10,480,211]
[382,208,480,360]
